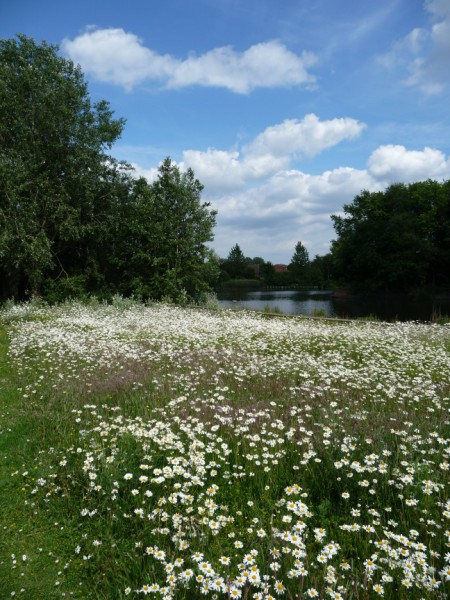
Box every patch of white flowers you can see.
[5,301,450,598]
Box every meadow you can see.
[0,298,449,599]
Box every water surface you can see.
[217,289,450,322]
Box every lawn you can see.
[0,298,449,599]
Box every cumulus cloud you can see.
[61,28,176,91]
[379,0,450,93]
[199,140,450,259]
[180,114,366,194]
[208,142,450,259]
[209,166,379,260]
[246,114,365,159]
[131,119,450,261]
[61,28,317,93]
[367,144,450,183]
[130,162,159,182]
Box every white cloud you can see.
[209,166,378,260]
[167,41,316,93]
[180,114,365,194]
[201,140,450,260]
[62,28,317,93]
[377,28,426,69]
[130,162,159,182]
[130,119,450,261]
[367,144,450,183]
[379,0,450,93]
[61,28,176,91]
[246,114,365,159]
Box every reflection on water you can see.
[217,289,450,322]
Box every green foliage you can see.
[221,243,249,279]
[331,180,450,291]
[288,240,310,283]
[148,158,217,301]
[197,290,220,310]
[262,303,283,314]
[0,34,126,300]
[309,253,334,288]
[0,36,218,305]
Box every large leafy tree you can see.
[0,34,126,299]
[331,180,450,291]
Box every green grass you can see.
[0,326,83,598]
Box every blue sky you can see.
[2,0,450,263]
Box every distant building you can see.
[273,264,288,272]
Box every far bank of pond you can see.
[217,288,450,322]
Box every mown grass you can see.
[1,300,449,599]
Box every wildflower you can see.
[211,577,225,591]
[274,580,285,594]
[373,584,384,595]
[314,528,326,541]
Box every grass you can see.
[0,325,85,598]
[0,299,449,599]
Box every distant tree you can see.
[223,243,248,279]
[288,241,310,284]
[0,34,126,300]
[252,257,266,265]
[261,261,276,284]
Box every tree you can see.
[288,241,310,284]
[222,243,248,279]
[330,180,450,291]
[0,35,127,300]
[144,158,217,301]
[309,253,333,289]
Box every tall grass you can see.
[0,300,449,599]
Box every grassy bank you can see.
[1,299,449,599]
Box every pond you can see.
[217,288,450,322]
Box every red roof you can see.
[273,264,288,272]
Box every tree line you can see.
[1,35,449,304]
[219,242,333,289]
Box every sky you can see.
[2,0,450,263]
